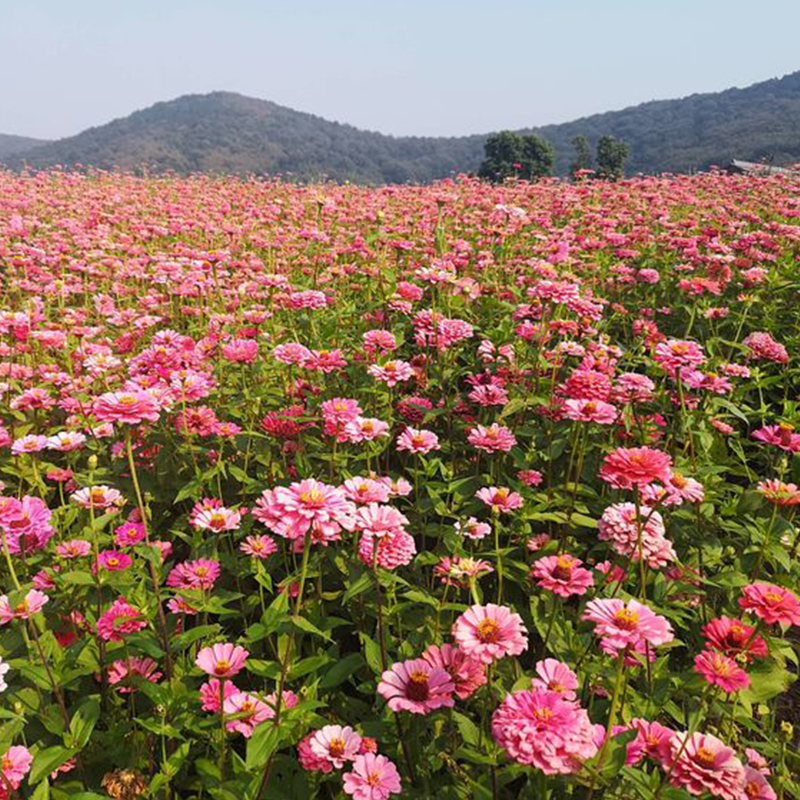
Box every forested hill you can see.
[4,71,800,181]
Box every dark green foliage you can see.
[595,135,629,180]
[478,131,554,182]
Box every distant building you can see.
[727,159,796,176]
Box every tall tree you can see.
[478,131,524,182]
[479,131,555,182]
[596,136,630,180]
[520,135,555,180]
[570,135,593,177]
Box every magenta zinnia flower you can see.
[96,597,146,642]
[452,603,528,664]
[701,617,768,662]
[693,651,750,693]
[377,658,455,714]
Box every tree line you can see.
[478,131,630,182]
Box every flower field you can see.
[0,167,799,800]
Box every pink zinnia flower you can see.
[344,417,391,443]
[223,692,272,737]
[107,657,162,693]
[421,643,486,699]
[272,343,312,365]
[517,469,543,487]
[253,479,355,542]
[667,732,745,800]
[531,554,594,598]
[352,503,409,537]
[195,643,249,678]
[475,486,523,513]
[56,539,92,559]
[199,678,239,712]
[599,447,673,490]
[358,529,416,570]
[0,590,49,624]
[321,397,362,423]
[625,718,674,767]
[93,390,161,424]
[378,658,455,714]
[491,688,598,774]
[562,399,618,425]
[11,434,48,455]
[166,559,220,591]
[531,659,579,700]
[740,767,777,800]
[240,534,278,559]
[396,427,440,454]
[598,502,676,569]
[368,360,414,386]
[310,725,362,768]
[298,733,335,774]
[455,517,491,540]
[653,339,706,375]
[222,338,259,363]
[467,423,517,453]
[694,651,750,693]
[343,753,402,800]
[0,745,32,789]
[71,485,124,509]
[581,598,674,656]
[452,603,528,664]
[751,424,800,453]
[342,478,391,505]
[739,582,800,626]
[191,505,242,533]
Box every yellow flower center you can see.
[613,608,640,630]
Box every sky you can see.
[2,0,800,140]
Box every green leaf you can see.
[245,723,281,771]
[452,711,480,746]
[319,653,364,688]
[68,697,100,749]
[289,615,332,641]
[31,746,75,785]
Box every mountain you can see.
[2,93,485,184]
[4,71,800,181]
[0,133,49,159]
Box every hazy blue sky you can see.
[2,0,800,140]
